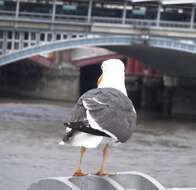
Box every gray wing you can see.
[68,88,137,143]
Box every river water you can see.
[0,99,196,190]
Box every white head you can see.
[97,59,127,96]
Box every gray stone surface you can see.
[28,172,165,190]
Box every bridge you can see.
[1,0,196,77]
[1,34,196,76]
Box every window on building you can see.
[31,32,36,41]
[24,32,29,40]
[0,31,3,39]
[40,33,45,41]
[15,32,20,40]
[56,33,61,40]
[23,42,28,48]
[14,42,19,50]
[7,42,12,49]
[47,33,52,41]
[7,31,12,39]
[0,41,3,49]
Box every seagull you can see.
[59,59,137,176]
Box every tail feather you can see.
[62,129,75,142]
[63,121,111,139]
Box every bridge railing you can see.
[92,16,123,24]
[159,20,191,29]
[0,10,15,17]
[1,34,196,67]
[0,10,194,30]
[19,11,51,20]
[126,18,157,27]
[55,14,87,23]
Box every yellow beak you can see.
[97,74,103,86]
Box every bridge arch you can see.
[1,35,196,68]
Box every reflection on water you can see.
[0,99,196,190]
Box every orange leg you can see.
[96,144,113,176]
[72,146,87,176]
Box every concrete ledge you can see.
[28,171,165,190]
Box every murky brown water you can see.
[0,100,196,190]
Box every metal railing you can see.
[0,35,134,66]
[19,11,51,20]
[55,14,87,23]
[0,10,15,17]
[126,18,157,27]
[149,37,196,54]
[159,20,191,29]
[92,16,123,24]
[0,10,195,30]
[1,35,196,67]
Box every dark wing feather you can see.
[67,88,136,143]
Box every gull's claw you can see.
[94,171,114,176]
[72,169,87,177]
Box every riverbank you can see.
[0,100,196,190]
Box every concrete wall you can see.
[172,77,196,119]
[24,67,80,102]
[0,61,80,102]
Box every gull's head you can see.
[101,59,125,75]
[97,59,127,95]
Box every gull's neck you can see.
[98,74,127,96]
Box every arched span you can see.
[0,36,133,67]
[1,35,196,67]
